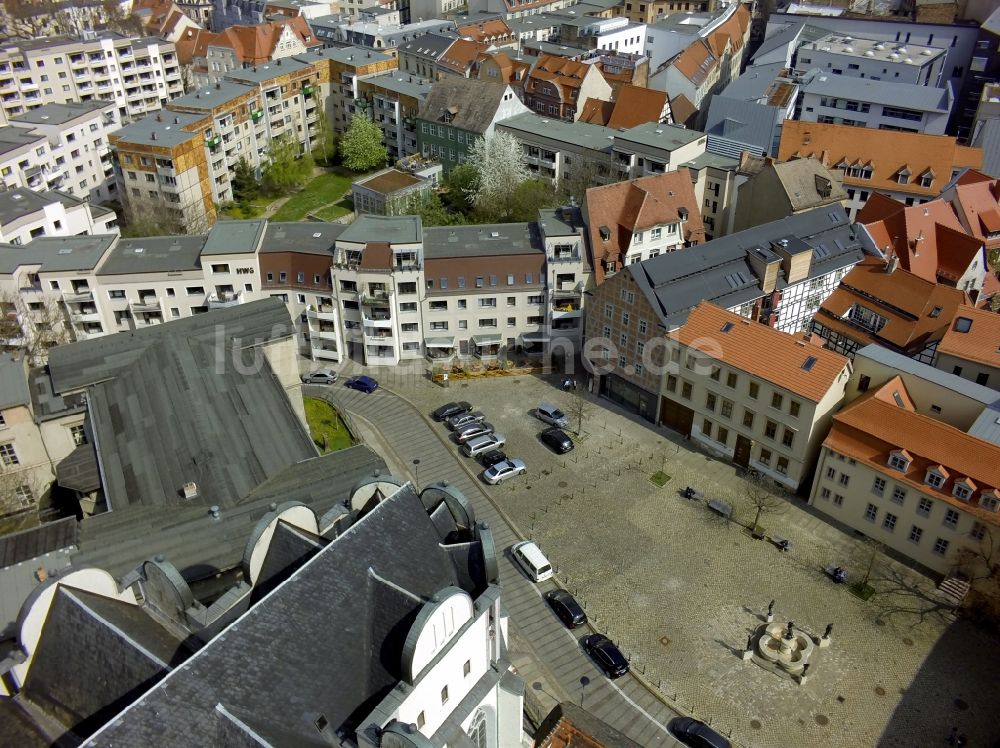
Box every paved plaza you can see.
[335,362,1000,748]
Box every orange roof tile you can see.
[670,302,850,402]
[577,85,667,128]
[438,39,489,74]
[193,17,320,65]
[826,381,1000,525]
[672,41,716,86]
[457,18,514,44]
[527,54,596,103]
[778,121,984,199]
[578,98,615,125]
[945,169,1000,249]
[669,94,698,128]
[936,306,1000,369]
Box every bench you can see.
[707,499,733,518]
[772,535,792,552]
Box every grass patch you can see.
[313,198,353,222]
[303,397,355,453]
[220,201,267,220]
[650,471,671,487]
[849,582,876,601]
[271,172,355,221]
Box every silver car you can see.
[454,422,495,444]
[301,368,339,384]
[535,403,569,428]
[447,411,486,431]
[483,458,527,485]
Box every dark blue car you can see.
[345,375,379,393]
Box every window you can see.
[478,319,496,328]
[639,319,647,334]
[621,311,630,325]
[464,659,471,677]
[506,317,516,327]
[826,466,836,480]
[186,286,204,295]
[742,410,754,428]
[0,443,18,466]
[891,486,906,505]
[431,321,449,331]
[953,483,972,501]
[883,513,897,532]
[748,382,759,399]
[765,420,778,440]
[917,497,933,517]
[970,521,987,541]
[681,381,692,400]
[108,289,126,299]
[710,365,721,382]
[872,477,886,496]
[909,525,923,544]
[821,487,831,499]
[771,392,783,409]
[864,503,878,522]
[925,469,945,489]
[620,333,627,348]
[666,375,677,392]
[782,429,795,449]
[759,449,772,466]
[604,303,613,320]
[507,296,516,307]
[705,393,716,411]
[476,276,484,288]
[833,494,844,506]
[888,452,910,472]
[479,298,496,308]
[789,400,800,418]
[70,424,87,446]
[618,355,627,368]
[932,537,949,556]
[943,508,959,529]
[702,418,712,437]
[838,472,849,487]
[717,427,729,445]
[441,685,449,704]
[603,325,611,339]
[721,399,733,418]
[776,456,788,475]
[726,372,737,388]
[14,484,32,507]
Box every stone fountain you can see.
[751,620,816,680]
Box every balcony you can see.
[550,252,581,265]
[130,298,161,313]
[208,290,242,309]
[307,304,337,320]
[251,109,263,122]
[364,330,394,344]
[312,326,339,340]
[302,84,314,96]
[63,290,94,303]
[206,135,221,149]
[362,314,392,328]
[69,306,101,323]
[552,300,582,319]
[310,340,340,361]
[425,336,456,360]
[361,290,392,305]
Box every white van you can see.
[462,432,506,457]
[511,541,554,582]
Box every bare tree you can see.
[742,469,787,533]
[569,385,590,437]
[0,462,44,524]
[854,535,886,593]
[120,193,212,237]
[0,290,71,363]
[952,528,1000,624]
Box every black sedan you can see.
[432,401,472,421]
[667,717,732,748]
[582,634,629,679]
[540,427,574,454]
[478,449,509,468]
[545,590,587,629]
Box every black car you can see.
[545,590,587,628]
[582,634,629,679]
[478,449,509,468]
[432,401,472,421]
[540,427,574,454]
[667,717,732,748]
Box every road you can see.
[307,384,684,746]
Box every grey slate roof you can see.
[612,122,705,154]
[522,39,588,57]
[201,219,266,256]
[628,206,865,330]
[47,297,294,394]
[718,62,789,102]
[968,401,1000,447]
[86,334,316,510]
[0,234,116,274]
[0,516,77,567]
[751,21,832,63]
[398,32,456,62]
[802,72,951,112]
[96,234,208,275]
[111,111,202,148]
[972,117,1000,179]
[498,112,617,154]
[261,221,345,255]
[417,76,514,134]
[305,45,393,65]
[0,353,30,410]
[0,699,48,748]
[10,101,109,126]
[424,222,543,258]
[83,485,478,746]
[339,214,422,244]
[704,96,785,155]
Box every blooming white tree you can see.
[466,130,530,221]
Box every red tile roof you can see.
[945,169,1000,249]
[936,305,1000,369]
[527,54,596,105]
[190,17,320,66]
[577,85,668,128]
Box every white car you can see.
[301,368,339,384]
[482,458,527,485]
[511,541,554,582]
[535,403,569,428]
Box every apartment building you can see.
[809,377,1000,576]
[0,355,56,519]
[778,121,984,219]
[933,307,1000,389]
[554,16,647,57]
[357,72,432,161]
[398,34,460,81]
[0,128,61,195]
[314,47,397,136]
[0,34,184,126]
[0,189,118,246]
[467,0,575,21]
[523,54,613,122]
[619,0,715,24]
[797,74,953,136]
[810,258,972,364]
[795,35,946,87]
[9,102,120,203]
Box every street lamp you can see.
[579,676,590,707]
[412,458,421,488]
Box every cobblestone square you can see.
[376,366,1000,748]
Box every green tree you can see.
[443,163,477,214]
[340,115,387,173]
[261,135,314,196]
[510,179,558,222]
[312,113,337,166]
[394,191,466,226]
[232,157,259,203]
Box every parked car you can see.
[511,541,553,582]
[446,411,486,431]
[453,422,495,444]
[535,403,569,428]
[478,449,509,468]
[540,427,574,454]
[345,375,378,393]
[582,634,629,679]
[301,368,339,384]
[545,590,587,628]
[432,401,472,421]
[482,458,527,485]
[667,718,732,748]
[462,433,506,457]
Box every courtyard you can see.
[368,366,1000,748]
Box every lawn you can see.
[220,199,269,220]
[303,397,355,453]
[313,198,353,222]
[271,172,355,221]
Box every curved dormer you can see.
[400,586,474,683]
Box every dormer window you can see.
[924,465,948,489]
[979,490,1000,513]
[919,169,934,188]
[887,450,911,472]
[896,167,910,185]
[953,478,975,501]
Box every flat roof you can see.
[523,39,588,57]
[226,57,312,84]
[424,222,543,258]
[359,72,433,99]
[498,112,617,153]
[0,188,84,228]
[202,219,267,256]
[802,71,950,111]
[807,33,946,63]
[168,81,257,111]
[261,222,345,255]
[339,215,422,244]
[112,111,203,148]
[612,121,705,153]
[355,169,424,195]
[97,235,209,275]
[10,101,109,126]
[0,234,116,274]
[0,127,45,158]
[303,46,393,65]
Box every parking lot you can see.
[398,371,1000,748]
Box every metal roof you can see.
[10,101,110,126]
[339,214,422,244]
[424,222,543,258]
[611,121,705,153]
[167,81,257,111]
[359,72,433,100]
[0,127,45,158]
[0,353,30,410]
[96,235,208,275]
[0,188,83,229]
[201,219,267,256]
[802,72,951,112]
[261,221,345,255]
[854,344,1000,406]
[226,56,313,84]
[498,112,618,154]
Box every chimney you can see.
[182,481,199,499]
[885,252,899,273]
[150,131,157,140]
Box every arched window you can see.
[468,709,487,748]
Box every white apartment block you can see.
[796,34,946,86]
[0,34,184,126]
[0,188,118,246]
[0,127,57,194]
[9,102,120,203]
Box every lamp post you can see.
[579,676,590,707]
[412,458,421,488]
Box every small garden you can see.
[303,397,355,453]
